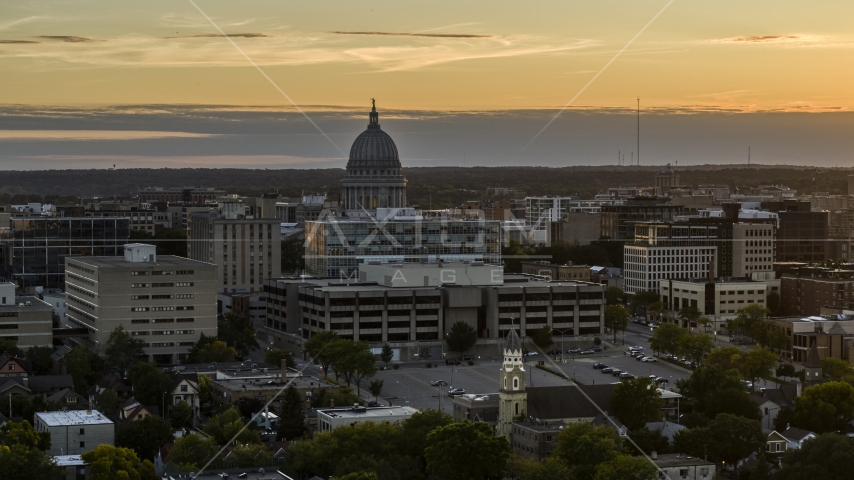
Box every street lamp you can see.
[553,328,572,363]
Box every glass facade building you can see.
[2,217,130,288]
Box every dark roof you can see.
[25,374,74,392]
[527,384,616,421]
[0,353,32,372]
[94,373,132,392]
[750,394,775,406]
[762,382,799,408]
[782,426,815,442]
[804,345,822,369]
[50,345,71,362]
[0,379,31,395]
[47,387,87,404]
[591,413,626,432]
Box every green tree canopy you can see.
[605,305,629,343]
[678,306,701,326]
[673,414,764,469]
[166,434,219,470]
[446,321,478,354]
[629,290,659,316]
[380,344,394,368]
[772,433,854,480]
[64,345,107,395]
[612,378,664,430]
[0,338,23,357]
[0,420,51,451]
[129,362,175,408]
[230,443,273,468]
[218,312,259,356]
[649,323,685,357]
[196,340,237,363]
[203,406,261,445]
[553,422,623,480]
[792,381,854,433]
[424,421,511,480]
[264,348,295,369]
[277,385,305,441]
[531,325,554,350]
[24,346,54,375]
[593,455,658,480]
[677,333,715,366]
[115,415,174,461]
[169,401,194,430]
[82,444,150,480]
[281,236,305,273]
[104,325,145,375]
[732,304,772,345]
[605,287,624,306]
[0,444,63,480]
[821,357,854,383]
[627,427,670,456]
[400,409,455,469]
[304,330,339,373]
[677,365,760,421]
[766,291,781,316]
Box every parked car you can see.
[546,349,562,355]
[460,355,474,361]
[611,369,624,377]
[629,345,644,351]
[654,377,669,385]
[619,372,636,379]
[567,348,582,354]
[640,356,656,362]
[601,367,614,374]
[648,374,658,379]
[593,363,608,369]
[446,359,460,366]
[743,380,753,389]
[448,388,466,396]
[431,380,448,386]
[526,351,538,356]
[591,346,603,352]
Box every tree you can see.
[792,381,854,433]
[822,357,854,382]
[605,287,624,305]
[281,237,305,273]
[24,346,54,375]
[169,401,194,430]
[766,291,781,316]
[776,363,796,379]
[678,305,701,327]
[553,422,623,480]
[532,325,554,350]
[218,312,259,356]
[330,341,378,395]
[277,385,305,441]
[629,290,659,317]
[678,365,760,421]
[336,473,380,480]
[400,409,454,469]
[604,305,629,343]
[593,455,658,480]
[230,443,273,468]
[773,433,854,480]
[0,420,51,451]
[0,444,63,480]
[674,414,764,470]
[677,333,715,366]
[82,444,148,480]
[104,325,145,375]
[0,338,23,357]
[304,330,339,373]
[647,301,665,322]
[627,427,670,455]
[768,328,788,356]
[732,304,772,345]
[369,379,384,403]
[424,421,510,480]
[265,348,295,369]
[380,344,394,369]
[115,415,174,461]
[446,321,478,355]
[203,406,261,445]
[612,377,664,430]
[695,316,713,334]
[184,333,216,364]
[740,348,778,389]
[64,345,107,395]
[649,323,685,357]
[129,362,175,407]
[705,346,744,371]
[196,340,237,363]
[166,434,219,470]
[2,393,60,425]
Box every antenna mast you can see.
[637,97,640,166]
[748,146,751,167]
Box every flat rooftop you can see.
[53,455,87,467]
[0,295,52,311]
[213,375,336,392]
[69,255,213,269]
[319,405,418,419]
[654,453,714,468]
[35,409,113,426]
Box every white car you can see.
[640,356,656,362]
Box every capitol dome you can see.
[341,102,407,213]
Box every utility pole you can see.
[748,146,751,167]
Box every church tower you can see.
[497,329,527,438]
[803,344,823,386]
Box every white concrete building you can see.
[34,409,114,456]
[316,405,418,432]
[624,245,718,294]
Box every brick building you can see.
[780,266,854,316]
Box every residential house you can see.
[90,373,133,399]
[591,413,628,437]
[646,421,686,442]
[115,396,159,424]
[0,378,30,398]
[781,427,817,450]
[751,395,783,431]
[0,353,30,377]
[765,431,788,458]
[168,372,201,423]
[761,382,799,412]
[25,375,75,398]
[46,388,89,411]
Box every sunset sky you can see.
[1,1,853,168]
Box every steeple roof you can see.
[804,344,822,369]
[504,328,521,353]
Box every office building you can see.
[780,266,854,316]
[762,200,829,263]
[316,405,418,432]
[1,217,129,289]
[187,200,282,296]
[258,262,604,354]
[64,244,217,364]
[659,273,780,332]
[0,281,53,349]
[34,409,114,456]
[600,197,684,240]
[138,187,225,204]
[654,163,680,196]
[520,261,589,281]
